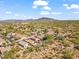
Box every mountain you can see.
[0,17,57,24]
[37,17,57,20]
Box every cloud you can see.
[51,12,62,15]
[63,4,68,7]
[23,15,27,18]
[72,12,79,14]
[33,0,51,10]
[33,0,48,8]
[14,14,19,17]
[63,4,79,9]
[43,6,51,10]
[40,11,50,15]
[5,11,12,14]
[40,11,62,15]
[33,6,37,8]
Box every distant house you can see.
[17,40,29,49]
[16,35,44,49]
[22,36,43,45]
[30,35,43,43]
[24,38,36,45]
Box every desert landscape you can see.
[0,0,79,59]
[0,18,79,59]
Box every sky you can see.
[0,0,79,20]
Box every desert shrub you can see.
[26,45,41,53]
[63,51,73,59]
[43,35,54,44]
[2,42,6,47]
[34,45,41,52]
[61,40,70,47]
[56,35,65,40]
[3,48,19,59]
[27,47,34,53]
[1,32,7,36]
[70,38,79,44]
[45,56,52,59]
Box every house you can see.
[16,35,44,49]
[24,38,36,45]
[22,36,42,45]
[17,40,29,49]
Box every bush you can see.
[63,51,73,59]
[34,45,41,52]
[3,48,19,59]
[43,35,54,43]
[26,45,41,53]
[70,38,79,44]
[27,47,34,53]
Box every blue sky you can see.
[0,0,79,20]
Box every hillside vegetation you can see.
[0,18,79,59]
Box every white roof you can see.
[18,41,28,47]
